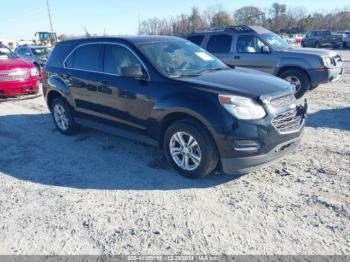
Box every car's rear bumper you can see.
[0,78,40,97]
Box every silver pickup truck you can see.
[186,26,343,98]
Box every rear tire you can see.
[280,69,310,99]
[301,41,305,47]
[163,119,219,179]
[51,97,78,135]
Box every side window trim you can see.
[63,43,103,72]
[63,42,150,80]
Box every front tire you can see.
[51,97,78,135]
[280,69,310,99]
[163,119,219,178]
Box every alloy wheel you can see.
[169,131,201,171]
[285,76,302,93]
[53,104,69,131]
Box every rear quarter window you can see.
[45,43,75,68]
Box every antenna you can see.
[46,0,54,32]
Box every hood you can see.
[282,47,338,57]
[177,67,293,98]
[0,57,33,71]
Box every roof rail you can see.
[192,25,255,34]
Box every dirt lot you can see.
[0,50,349,255]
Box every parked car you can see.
[286,34,304,44]
[43,36,306,178]
[336,31,350,48]
[0,44,41,97]
[186,26,343,98]
[301,30,343,49]
[15,45,50,70]
[294,34,304,44]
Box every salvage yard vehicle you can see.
[43,36,306,178]
[186,26,343,98]
[301,30,343,49]
[15,45,50,70]
[336,31,350,48]
[0,43,41,97]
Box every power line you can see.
[46,0,54,32]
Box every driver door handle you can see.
[234,56,240,59]
[97,81,112,94]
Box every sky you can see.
[1,0,350,40]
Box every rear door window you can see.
[206,34,232,53]
[66,44,103,71]
[187,35,205,46]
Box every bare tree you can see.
[234,6,265,25]
[211,11,235,27]
[138,3,350,36]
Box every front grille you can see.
[269,94,295,107]
[0,69,30,82]
[272,109,303,133]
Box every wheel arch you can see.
[277,66,311,83]
[157,110,218,150]
[46,90,63,110]
[46,75,73,109]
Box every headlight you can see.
[30,67,39,77]
[218,95,266,120]
[322,56,333,67]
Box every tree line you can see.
[138,3,350,36]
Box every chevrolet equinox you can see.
[43,36,306,178]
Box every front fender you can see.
[275,57,314,75]
[149,91,232,141]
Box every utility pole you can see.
[46,0,54,32]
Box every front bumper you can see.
[0,78,40,97]
[221,136,301,174]
[309,66,343,86]
[214,102,306,175]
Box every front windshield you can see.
[136,41,228,78]
[0,45,15,59]
[261,33,291,51]
[31,47,49,56]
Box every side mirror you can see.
[261,46,271,53]
[121,65,146,79]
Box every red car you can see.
[0,44,41,97]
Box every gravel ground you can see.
[0,50,349,255]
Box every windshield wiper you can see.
[169,67,230,78]
[195,67,230,75]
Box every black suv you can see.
[43,36,306,178]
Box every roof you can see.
[189,25,273,35]
[59,35,185,45]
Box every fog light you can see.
[233,139,261,151]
